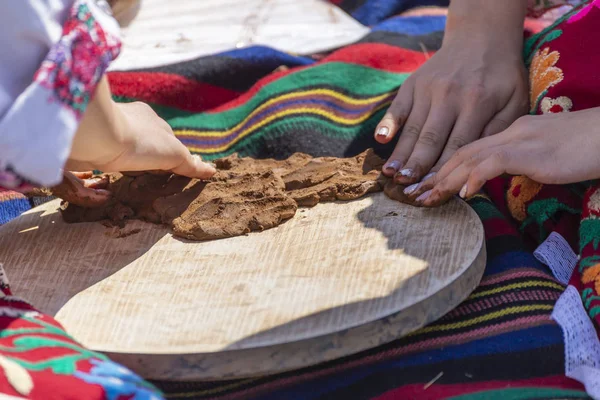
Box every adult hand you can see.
[374,42,528,186]
[413,108,600,207]
[374,1,528,187]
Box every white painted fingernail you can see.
[376,126,390,138]
[416,190,431,203]
[384,160,401,172]
[422,172,436,182]
[459,184,468,199]
[399,168,414,178]
[404,183,420,195]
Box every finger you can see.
[481,90,528,138]
[67,188,112,208]
[82,175,109,189]
[382,96,431,177]
[71,171,94,179]
[395,103,456,185]
[374,80,415,144]
[402,171,437,199]
[429,103,495,175]
[460,148,515,198]
[431,130,510,188]
[170,150,217,179]
[52,173,111,207]
[422,146,512,207]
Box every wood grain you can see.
[0,193,485,380]
[110,0,368,71]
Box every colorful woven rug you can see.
[105,4,589,400]
[2,1,597,399]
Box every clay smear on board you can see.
[60,149,395,241]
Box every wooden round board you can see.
[0,193,485,381]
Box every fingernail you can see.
[404,183,420,195]
[415,190,431,203]
[95,189,112,198]
[193,154,216,171]
[459,184,468,199]
[399,168,414,178]
[376,126,390,139]
[383,160,401,172]
[421,172,436,182]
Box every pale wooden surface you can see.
[110,0,368,71]
[0,193,485,380]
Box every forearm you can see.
[444,0,527,56]
[69,77,127,168]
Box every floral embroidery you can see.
[34,0,121,120]
[588,188,600,214]
[0,355,33,396]
[529,47,564,112]
[582,263,600,295]
[507,175,544,222]
[540,96,573,113]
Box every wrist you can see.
[70,85,129,167]
[443,0,526,57]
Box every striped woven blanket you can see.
[1,1,595,399]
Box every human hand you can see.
[49,171,111,208]
[67,100,215,178]
[374,32,529,187]
[411,108,600,207]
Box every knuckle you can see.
[491,149,509,164]
[464,84,487,101]
[402,124,421,140]
[453,147,468,160]
[417,130,442,147]
[446,135,470,151]
[466,153,483,167]
[436,78,456,96]
[512,115,534,130]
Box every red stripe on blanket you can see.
[373,376,584,400]
[108,72,241,112]
[108,44,428,113]
[321,43,432,73]
[208,45,428,113]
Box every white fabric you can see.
[534,231,578,285]
[552,286,600,399]
[0,0,76,121]
[0,0,119,187]
[535,231,600,399]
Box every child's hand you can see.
[66,101,215,178]
[66,77,215,179]
[410,108,600,206]
[51,77,215,206]
[50,171,111,208]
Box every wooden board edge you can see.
[105,238,487,381]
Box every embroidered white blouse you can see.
[0,0,120,190]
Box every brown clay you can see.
[59,149,400,241]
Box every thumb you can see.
[171,150,217,179]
